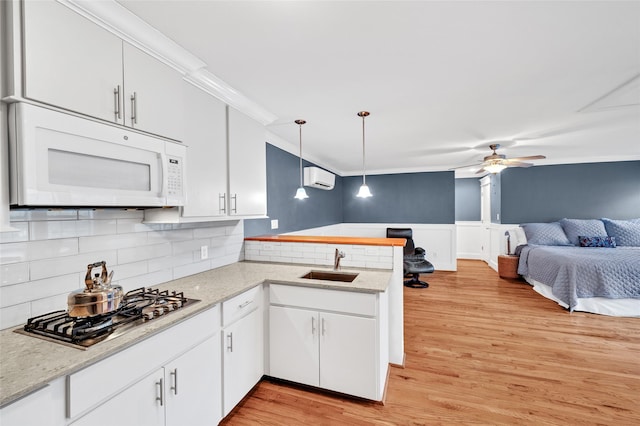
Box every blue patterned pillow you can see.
[521,222,571,246]
[601,219,640,247]
[560,218,607,246]
[578,236,616,248]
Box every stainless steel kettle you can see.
[67,261,123,317]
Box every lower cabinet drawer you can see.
[222,285,262,326]
[67,306,219,419]
[269,284,377,316]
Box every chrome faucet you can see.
[334,248,345,270]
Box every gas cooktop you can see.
[16,287,200,350]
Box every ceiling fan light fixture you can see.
[484,162,507,174]
[356,111,372,198]
[294,119,309,200]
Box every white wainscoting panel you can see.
[456,221,482,260]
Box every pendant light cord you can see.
[299,122,304,187]
[361,113,366,184]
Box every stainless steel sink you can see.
[301,270,359,282]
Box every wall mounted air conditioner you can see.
[304,167,335,190]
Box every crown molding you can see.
[62,0,277,126]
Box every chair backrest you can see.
[386,227,415,256]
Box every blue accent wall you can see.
[500,161,640,223]
[342,172,455,224]
[455,178,481,221]
[244,144,343,237]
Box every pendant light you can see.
[356,111,372,198]
[294,119,309,200]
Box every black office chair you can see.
[386,228,435,288]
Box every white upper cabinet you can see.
[22,0,123,123]
[122,42,184,141]
[227,107,267,217]
[180,82,228,218]
[20,0,184,141]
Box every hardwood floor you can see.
[221,260,640,425]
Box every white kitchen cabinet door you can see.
[22,0,123,123]
[70,368,165,426]
[319,312,378,400]
[122,42,184,141]
[222,308,264,416]
[269,306,320,387]
[165,335,222,426]
[181,82,228,217]
[227,107,267,217]
[0,377,65,426]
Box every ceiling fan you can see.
[452,143,546,174]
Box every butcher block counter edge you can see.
[245,235,407,247]
[0,261,391,407]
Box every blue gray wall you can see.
[245,145,456,236]
[244,144,343,237]
[455,178,481,221]
[500,160,640,223]
[342,172,455,224]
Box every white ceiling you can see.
[118,0,640,178]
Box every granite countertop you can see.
[0,261,391,407]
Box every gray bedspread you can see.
[517,245,640,311]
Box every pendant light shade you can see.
[294,119,309,200]
[356,111,372,198]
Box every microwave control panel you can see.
[167,156,184,203]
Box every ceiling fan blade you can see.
[504,160,534,168]
[507,154,546,161]
[475,168,487,174]
[448,162,483,170]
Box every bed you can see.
[510,218,640,317]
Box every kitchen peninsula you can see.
[0,253,396,424]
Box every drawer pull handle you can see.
[311,316,316,336]
[238,300,252,309]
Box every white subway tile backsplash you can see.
[0,239,78,264]
[0,274,81,308]
[31,293,68,318]
[0,222,29,243]
[30,219,117,240]
[116,218,158,234]
[0,303,30,330]
[147,229,194,243]
[11,209,79,222]
[1,262,29,287]
[118,269,173,293]
[1,211,245,330]
[79,233,149,253]
[118,243,172,264]
[110,261,149,281]
[30,250,118,281]
[173,260,212,280]
[78,209,144,221]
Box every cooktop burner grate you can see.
[18,287,199,349]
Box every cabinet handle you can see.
[311,316,316,336]
[238,300,252,309]
[156,378,164,406]
[227,332,233,352]
[130,92,138,124]
[321,318,326,336]
[231,194,237,214]
[113,85,121,120]
[219,193,226,214]
[170,369,178,395]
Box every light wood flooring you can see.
[221,260,640,425]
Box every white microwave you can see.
[8,103,185,207]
